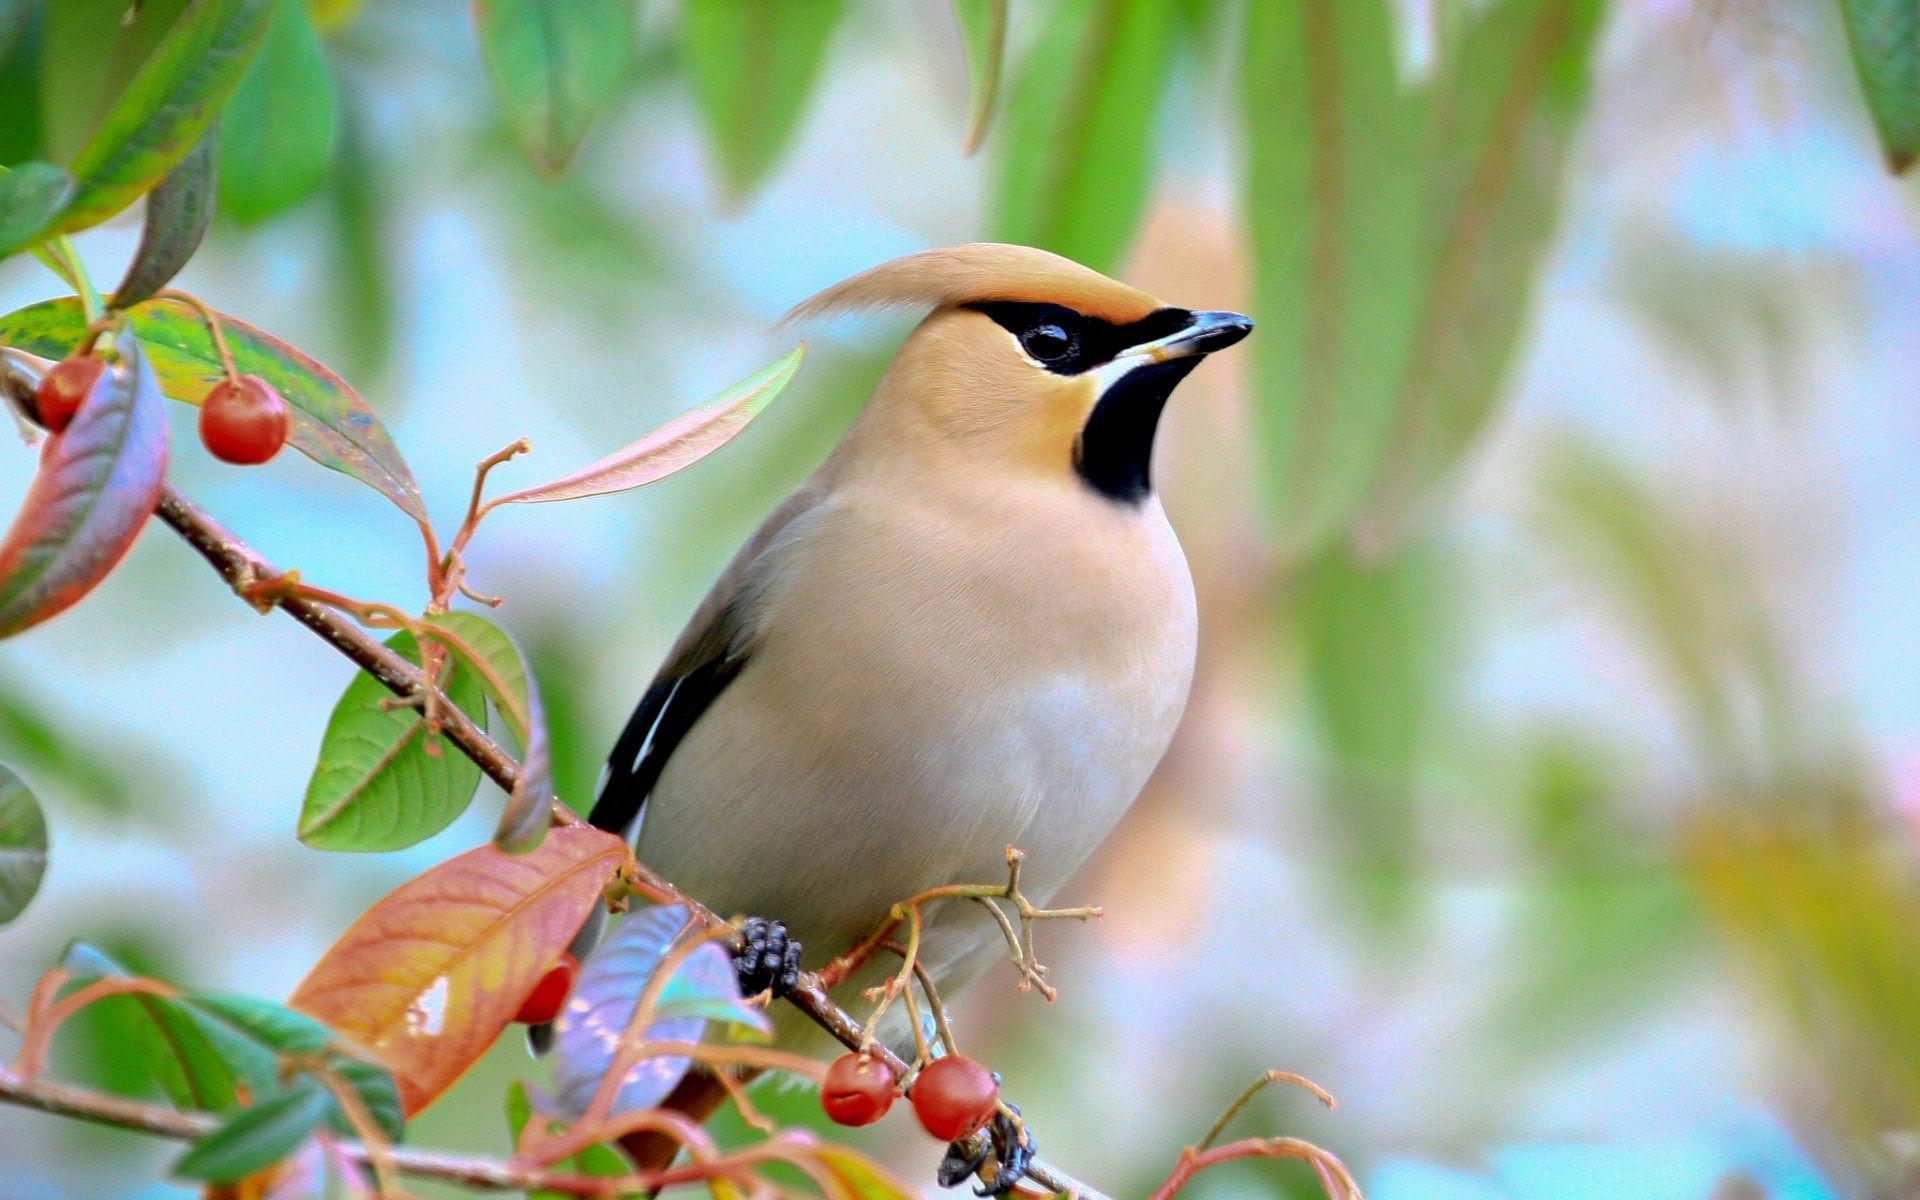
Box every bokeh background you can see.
[2,0,1916,1197]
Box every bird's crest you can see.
[779,243,1162,329]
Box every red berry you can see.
[35,355,107,433]
[513,951,579,1025]
[821,1053,896,1126]
[200,374,288,465]
[909,1055,999,1142]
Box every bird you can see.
[560,242,1249,1186]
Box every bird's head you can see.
[782,243,1251,504]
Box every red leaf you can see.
[287,826,628,1116]
[0,334,167,638]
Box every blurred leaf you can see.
[172,1079,329,1183]
[218,0,337,221]
[0,5,44,167]
[0,160,75,256]
[323,89,394,381]
[289,825,628,1116]
[812,1145,918,1200]
[552,904,763,1121]
[0,677,141,816]
[1241,0,1424,557]
[503,1080,628,1200]
[307,0,363,32]
[1296,542,1447,928]
[1838,0,1920,172]
[0,762,47,924]
[1355,0,1605,550]
[953,0,1007,154]
[1241,0,1604,557]
[0,331,168,639]
[993,0,1177,273]
[110,131,217,308]
[474,0,632,175]
[39,0,187,164]
[680,0,844,204]
[426,612,552,853]
[0,296,428,521]
[298,630,486,852]
[59,0,275,233]
[491,345,804,506]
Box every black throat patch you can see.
[970,301,1200,504]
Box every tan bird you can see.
[569,243,1250,1184]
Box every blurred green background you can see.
[1,0,1916,1197]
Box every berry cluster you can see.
[36,349,288,466]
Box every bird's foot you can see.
[937,1098,1034,1196]
[734,917,802,999]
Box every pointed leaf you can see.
[474,0,633,174]
[953,0,1007,154]
[110,131,218,309]
[1839,0,1920,173]
[551,903,761,1120]
[1355,0,1604,547]
[425,612,553,853]
[0,331,167,638]
[0,161,75,258]
[172,1080,330,1184]
[289,825,629,1115]
[60,0,275,233]
[0,296,427,521]
[219,0,337,221]
[184,993,402,1139]
[992,0,1178,273]
[493,345,803,507]
[1240,0,1426,556]
[680,0,844,203]
[61,943,248,1112]
[299,630,486,852]
[0,762,47,924]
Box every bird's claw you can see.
[734,917,802,999]
[937,1098,1034,1196]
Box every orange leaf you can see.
[287,826,628,1115]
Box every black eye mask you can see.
[969,302,1196,375]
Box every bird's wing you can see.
[587,482,826,840]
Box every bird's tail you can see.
[526,903,610,1055]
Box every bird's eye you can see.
[1021,323,1075,363]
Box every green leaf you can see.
[0,761,47,924]
[62,942,251,1112]
[952,0,1007,154]
[323,92,393,381]
[0,296,427,521]
[298,630,487,852]
[0,330,168,639]
[426,612,551,853]
[110,131,218,308]
[475,0,632,175]
[172,1079,330,1183]
[1240,0,1425,557]
[61,0,275,233]
[1839,0,1920,173]
[1297,542,1449,929]
[182,992,401,1138]
[0,160,74,257]
[218,0,336,221]
[992,0,1177,273]
[680,0,844,204]
[0,2,45,168]
[1354,0,1605,549]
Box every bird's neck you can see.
[1072,357,1199,504]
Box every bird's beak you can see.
[1129,310,1254,364]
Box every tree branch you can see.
[146,483,1111,1200]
